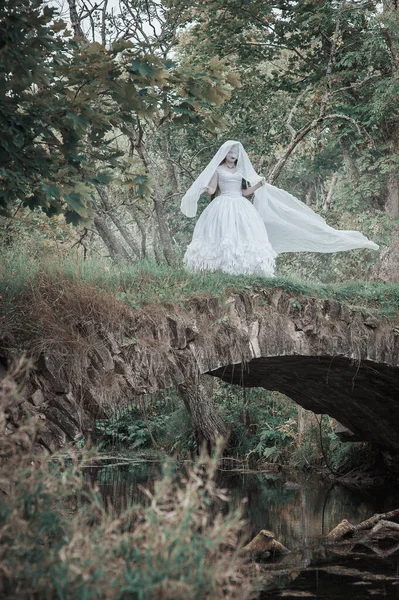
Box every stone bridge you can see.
[11,287,399,456]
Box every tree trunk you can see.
[382,1,399,70]
[305,183,314,206]
[128,203,148,259]
[268,124,313,184]
[373,225,399,283]
[152,227,163,264]
[153,192,176,265]
[323,173,338,211]
[386,172,399,219]
[93,215,131,262]
[66,0,85,38]
[297,405,313,447]
[372,124,399,282]
[382,173,399,283]
[178,375,229,452]
[373,2,399,282]
[340,142,360,181]
[125,122,176,265]
[96,186,141,259]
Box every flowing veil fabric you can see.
[180,140,379,254]
[253,183,379,253]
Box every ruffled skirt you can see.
[184,193,276,276]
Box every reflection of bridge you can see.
[23,288,399,455]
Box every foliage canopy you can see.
[0,0,239,222]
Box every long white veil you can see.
[181,140,379,253]
[253,183,379,253]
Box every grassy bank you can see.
[1,248,399,317]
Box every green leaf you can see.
[64,209,82,225]
[129,59,156,77]
[42,204,60,218]
[92,172,111,185]
[65,112,89,131]
[41,183,61,201]
[64,192,88,216]
[135,175,148,184]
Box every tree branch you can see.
[66,0,86,37]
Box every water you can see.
[86,460,399,598]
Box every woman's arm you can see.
[206,171,218,195]
[242,177,265,197]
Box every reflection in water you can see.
[87,462,399,597]
[216,471,399,546]
[259,552,399,600]
[85,460,161,511]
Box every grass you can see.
[1,248,398,318]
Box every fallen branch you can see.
[327,507,399,541]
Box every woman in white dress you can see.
[180,141,379,276]
[183,144,276,276]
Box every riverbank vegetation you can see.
[94,381,381,479]
[0,365,254,599]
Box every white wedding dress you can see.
[183,167,276,276]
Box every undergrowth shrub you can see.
[95,391,196,456]
[215,383,366,473]
[0,364,254,600]
[326,430,382,474]
[216,384,300,463]
[96,406,166,450]
[94,382,365,475]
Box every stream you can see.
[86,460,399,598]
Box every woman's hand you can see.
[242,176,265,197]
[206,171,218,196]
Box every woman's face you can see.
[226,146,239,162]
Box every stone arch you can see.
[209,355,399,452]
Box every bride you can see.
[180,140,379,277]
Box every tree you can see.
[0,0,239,233]
[178,375,229,450]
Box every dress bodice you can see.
[217,167,243,197]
